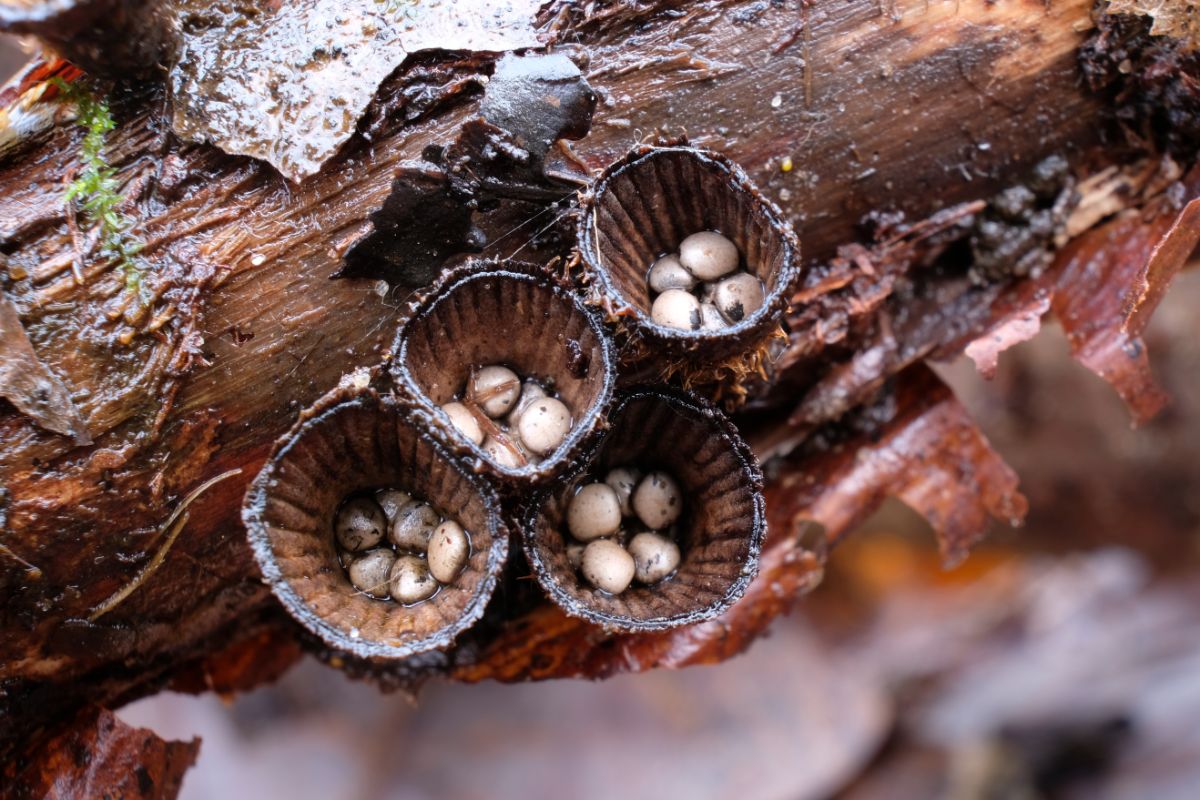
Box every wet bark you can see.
[0,0,1196,780]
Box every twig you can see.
[462,394,527,465]
[88,468,243,622]
[0,543,42,578]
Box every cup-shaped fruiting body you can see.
[242,389,507,661]
[524,388,765,632]
[577,145,800,367]
[393,261,617,489]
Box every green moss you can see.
[52,78,148,299]
[375,0,419,21]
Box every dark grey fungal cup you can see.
[524,388,766,632]
[392,260,617,490]
[242,388,507,662]
[577,145,800,364]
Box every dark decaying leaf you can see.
[476,52,597,182]
[4,705,199,800]
[334,162,485,286]
[339,54,596,284]
[0,293,91,445]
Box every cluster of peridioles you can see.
[335,488,470,604]
[242,144,799,666]
[648,231,766,331]
[562,468,683,595]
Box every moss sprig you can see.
[375,0,419,21]
[51,77,148,299]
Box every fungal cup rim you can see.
[242,388,510,661]
[391,260,619,486]
[577,144,801,344]
[522,386,767,632]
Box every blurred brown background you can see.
[4,33,1199,800]
[1,35,26,83]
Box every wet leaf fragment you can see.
[4,705,199,800]
[0,293,91,444]
[169,0,543,182]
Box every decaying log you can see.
[0,0,1197,779]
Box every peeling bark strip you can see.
[0,0,1197,774]
[765,157,1200,439]
[1124,191,1200,334]
[768,366,1028,568]
[955,163,1200,426]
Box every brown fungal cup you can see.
[243,390,507,661]
[392,261,617,488]
[524,388,765,632]
[577,145,800,364]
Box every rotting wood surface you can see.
[0,0,1196,774]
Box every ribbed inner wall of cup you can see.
[256,399,497,649]
[590,150,787,316]
[402,273,607,431]
[533,395,757,624]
